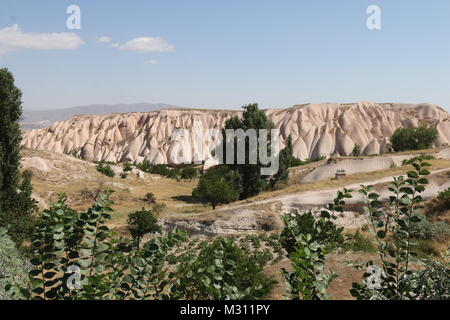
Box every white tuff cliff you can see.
[22,102,450,164]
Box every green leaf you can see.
[407,171,418,178]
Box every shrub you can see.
[172,238,275,299]
[122,162,133,172]
[350,160,450,300]
[96,163,115,177]
[391,126,438,152]
[165,168,180,181]
[280,189,351,300]
[280,211,344,255]
[410,214,450,240]
[416,240,440,257]
[136,159,152,172]
[120,172,127,179]
[351,144,361,157]
[143,192,156,204]
[437,188,450,209]
[6,192,278,301]
[414,251,449,299]
[127,208,161,249]
[137,161,182,181]
[343,231,376,252]
[0,228,30,299]
[150,164,171,176]
[21,192,188,300]
[180,166,198,181]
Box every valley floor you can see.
[21,147,450,299]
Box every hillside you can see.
[22,102,450,164]
[20,146,450,300]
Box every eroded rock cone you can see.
[22,102,450,164]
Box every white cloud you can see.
[117,37,174,52]
[97,36,112,43]
[145,59,158,65]
[0,24,84,55]
[111,42,120,48]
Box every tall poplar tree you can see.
[223,103,275,199]
[0,68,37,245]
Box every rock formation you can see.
[22,102,450,164]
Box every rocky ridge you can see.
[22,102,450,164]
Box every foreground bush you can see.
[281,189,351,300]
[1,192,277,300]
[0,228,30,299]
[281,159,449,300]
[1,160,448,300]
[172,238,275,299]
[350,160,449,300]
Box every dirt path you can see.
[212,167,450,214]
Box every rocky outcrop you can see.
[22,102,450,164]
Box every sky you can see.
[0,0,449,111]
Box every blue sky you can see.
[0,0,449,111]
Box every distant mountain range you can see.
[21,103,183,130]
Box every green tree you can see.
[3,171,38,244]
[0,68,22,199]
[165,168,181,180]
[270,135,294,188]
[223,103,275,199]
[127,209,161,249]
[351,144,361,157]
[192,168,239,209]
[0,68,37,245]
[180,166,198,181]
[391,126,438,152]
